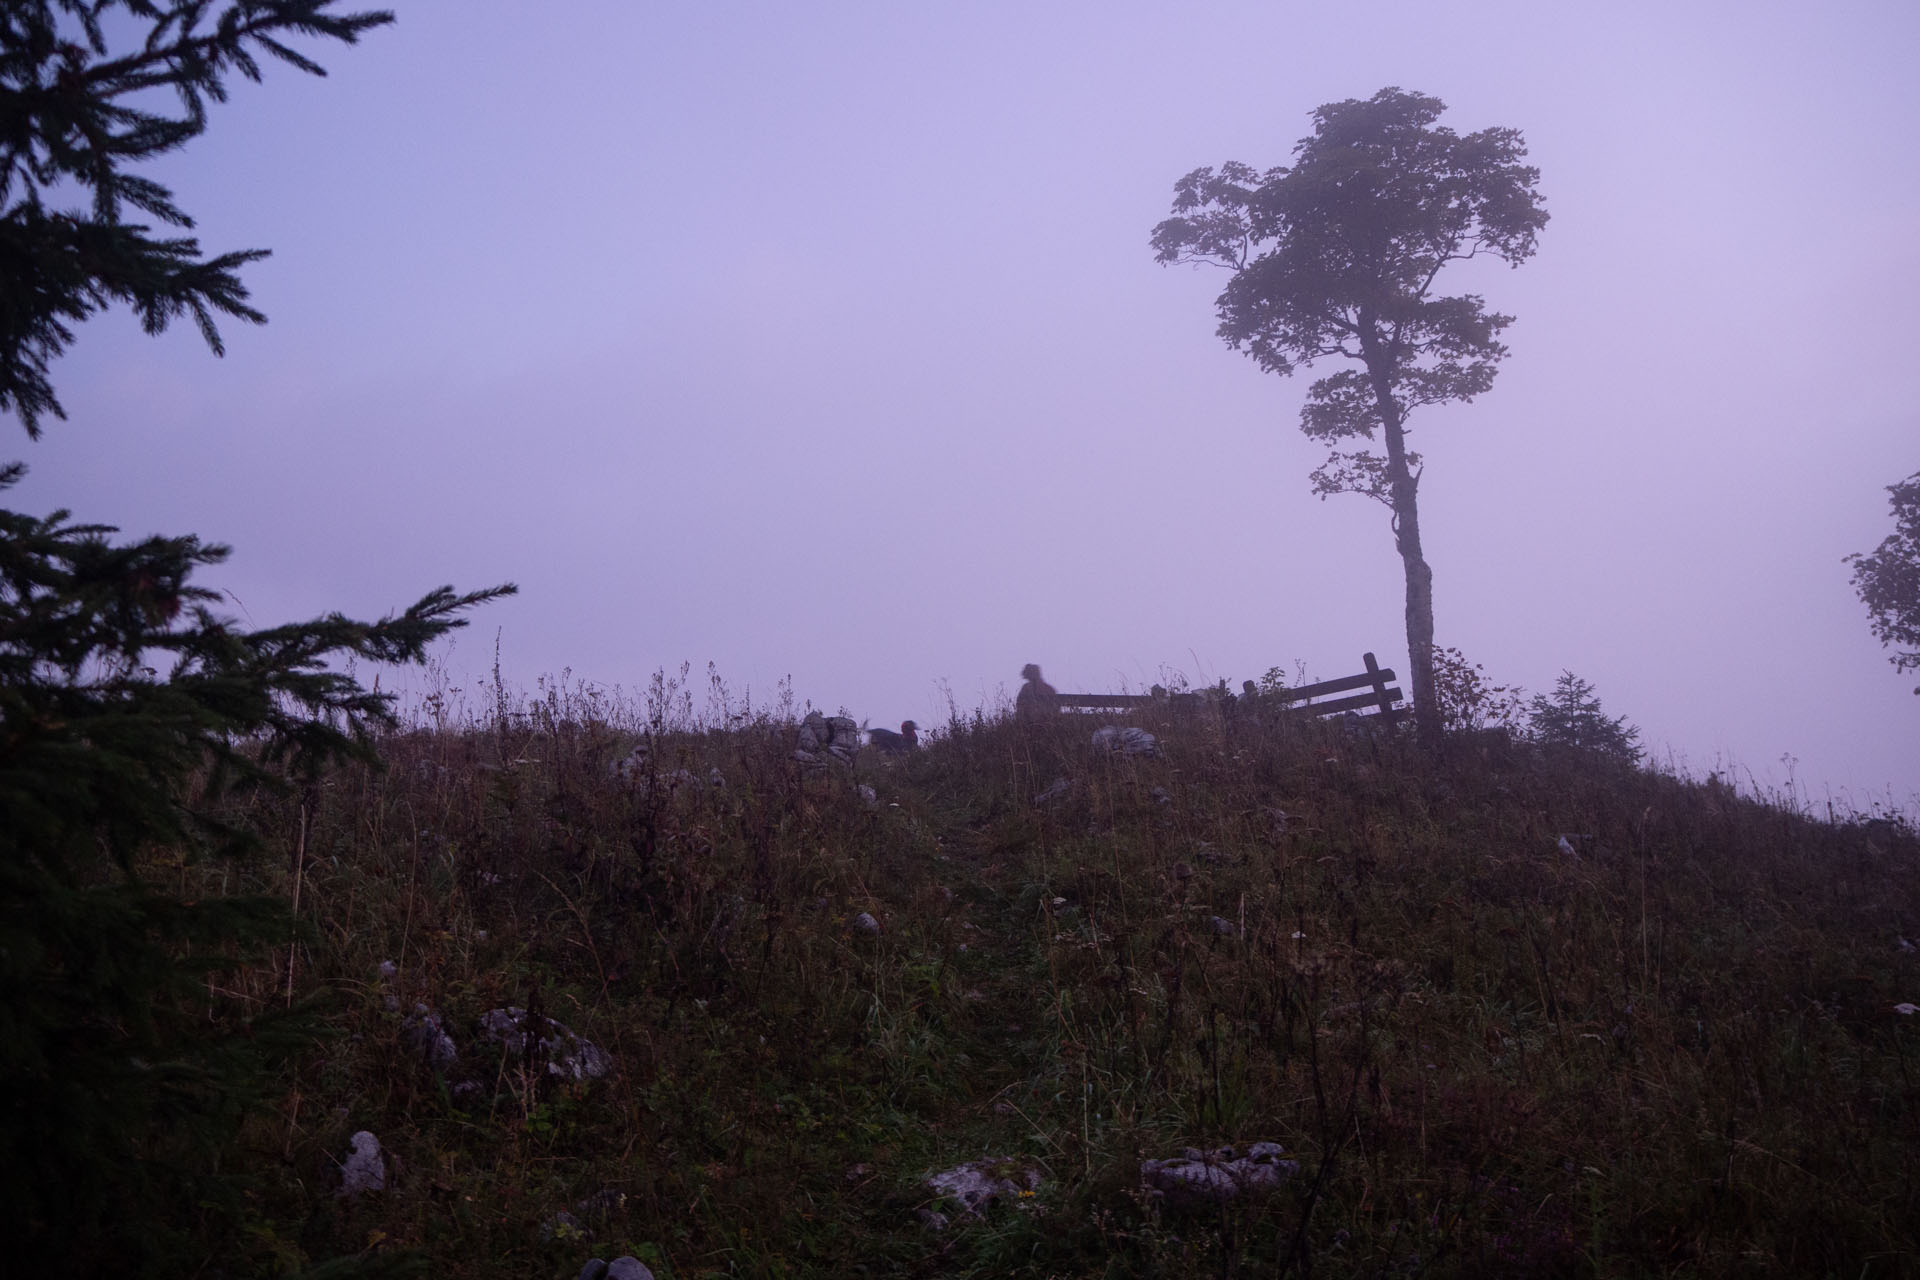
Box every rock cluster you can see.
[397,1003,612,1088]
[610,744,725,794]
[919,1158,1043,1230]
[608,741,649,781]
[479,1007,613,1082]
[1091,726,1159,757]
[1139,1142,1298,1209]
[606,752,721,790]
[794,711,861,766]
[401,1004,459,1072]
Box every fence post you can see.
[1364,652,1399,729]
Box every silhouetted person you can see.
[868,720,918,754]
[1016,663,1059,723]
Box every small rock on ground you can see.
[1091,726,1158,757]
[1033,776,1072,805]
[401,1004,459,1072]
[540,1210,584,1243]
[1140,1142,1298,1209]
[479,1008,611,1081]
[337,1130,386,1198]
[922,1158,1042,1225]
[577,1258,654,1280]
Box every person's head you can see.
[1021,664,1042,683]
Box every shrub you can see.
[1428,645,1527,735]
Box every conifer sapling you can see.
[1525,671,1642,765]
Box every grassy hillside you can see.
[171,680,1919,1278]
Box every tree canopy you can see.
[0,0,394,437]
[1153,88,1546,741]
[1847,470,1920,694]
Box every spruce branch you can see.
[0,1,395,435]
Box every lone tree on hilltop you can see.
[1,5,514,1272]
[1846,470,1920,694]
[1152,87,1548,743]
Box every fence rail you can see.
[1056,652,1402,728]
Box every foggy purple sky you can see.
[16,1,1919,808]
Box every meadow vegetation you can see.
[152,665,1918,1277]
[7,10,1915,1277]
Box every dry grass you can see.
[163,671,1920,1278]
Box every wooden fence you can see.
[1056,652,1403,728]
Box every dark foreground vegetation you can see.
[8,8,1917,1275]
[103,675,1920,1278]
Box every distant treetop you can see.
[1846,470,1920,694]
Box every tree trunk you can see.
[1362,338,1441,744]
[1396,503,1438,744]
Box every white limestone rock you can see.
[401,1004,459,1073]
[337,1130,386,1198]
[1032,776,1072,806]
[795,711,862,766]
[922,1158,1042,1225]
[1140,1142,1298,1209]
[479,1008,612,1082]
[578,1258,654,1280]
[608,744,649,781]
[1091,726,1158,757]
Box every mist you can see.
[17,0,1918,809]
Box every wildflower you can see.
[1895,1003,1918,1016]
